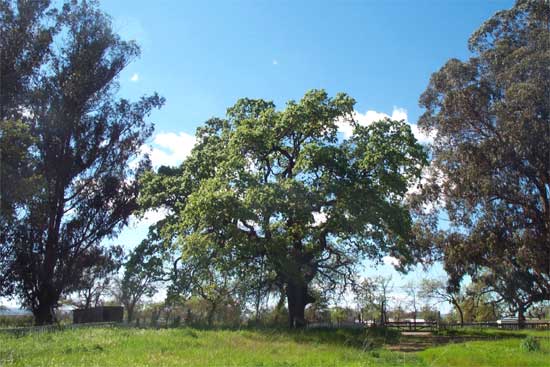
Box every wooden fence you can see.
[307,320,550,331]
[384,321,438,331]
[439,321,550,330]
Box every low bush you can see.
[520,335,540,352]
[0,315,34,328]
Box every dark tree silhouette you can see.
[0,0,163,324]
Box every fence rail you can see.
[439,321,550,330]
[307,320,550,331]
[3,319,550,334]
[385,321,438,331]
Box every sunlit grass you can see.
[0,327,421,367]
[419,331,550,367]
[1,326,549,366]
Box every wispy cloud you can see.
[130,73,140,82]
[114,16,152,51]
[272,59,278,65]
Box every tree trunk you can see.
[380,300,386,325]
[33,285,58,325]
[34,303,56,325]
[457,306,464,326]
[518,306,526,329]
[83,289,92,309]
[207,302,217,327]
[254,289,262,324]
[127,304,134,323]
[453,301,464,326]
[286,281,313,328]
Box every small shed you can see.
[73,306,123,324]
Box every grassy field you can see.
[0,326,549,366]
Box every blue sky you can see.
[3,1,515,310]
[105,0,513,129]
[100,0,514,310]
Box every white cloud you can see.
[336,116,355,138]
[130,73,140,82]
[142,132,196,168]
[391,107,408,122]
[337,107,435,145]
[138,208,170,226]
[312,211,327,227]
[383,255,401,267]
[409,124,436,145]
[337,108,405,139]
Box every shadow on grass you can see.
[434,327,526,339]
[232,326,401,351]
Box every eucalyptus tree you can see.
[0,0,57,269]
[416,0,550,322]
[0,0,163,324]
[141,90,426,328]
[0,0,55,119]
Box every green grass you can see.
[0,327,421,367]
[0,326,549,366]
[419,333,550,367]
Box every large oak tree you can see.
[141,90,426,327]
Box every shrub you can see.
[520,336,540,352]
[0,315,34,328]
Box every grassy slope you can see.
[0,327,549,367]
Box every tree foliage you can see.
[419,278,465,325]
[0,0,56,119]
[354,276,393,324]
[142,96,426,328]
[113,240,166,323]
[417,0,550,319]
[69,245,123,309]
[0,0,163,324]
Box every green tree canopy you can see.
[114,239,167,323]
[141,90,426,327]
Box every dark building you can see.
[73,306,123,324]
